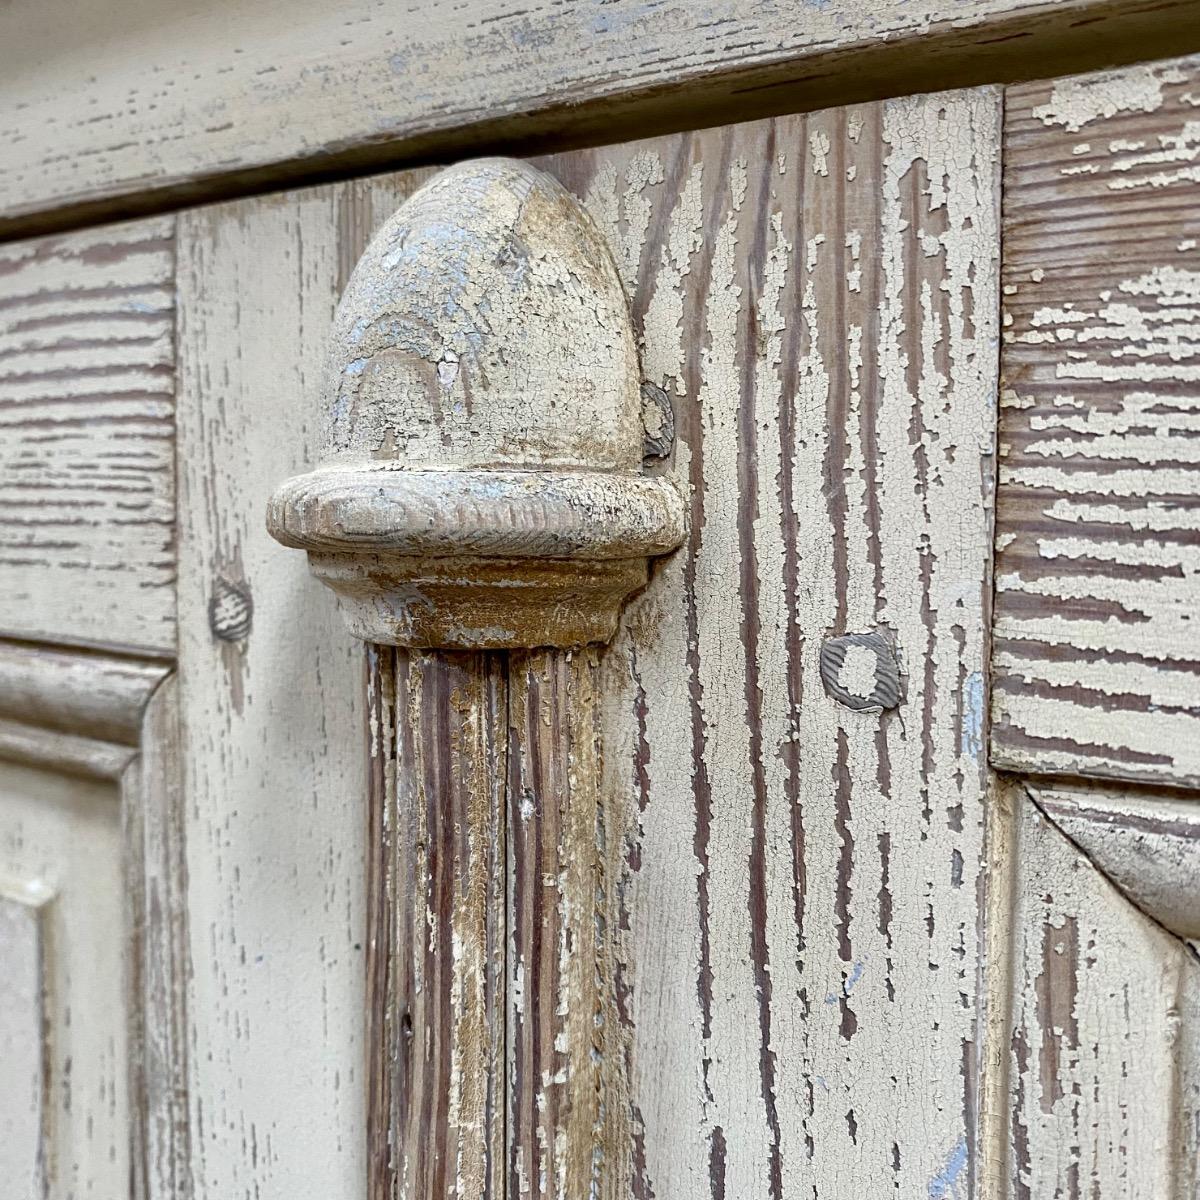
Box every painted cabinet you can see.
[1,32,1198,1200]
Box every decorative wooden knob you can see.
[267,157,685,648]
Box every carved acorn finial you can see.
[267,158,685,648]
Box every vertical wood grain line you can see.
[506,647,628,1200]
[369,647,506,1200]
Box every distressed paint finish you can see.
[541,88,1001,1197]
[177,93,998,1196]
[367,647,506,1200]
[174,177,431,1200]
[0,643,189,1200]
[266,159,685,650]
[265,159,662,1199]
[507,648,628,1200]
[992,54,1200,787]
[0,0,1195,237]
[1005,785,1200,1200]
[0,217,176,654]
[1034,785,1200,947]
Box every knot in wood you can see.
[266,159,685,648]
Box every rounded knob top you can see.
[323,157,642,473]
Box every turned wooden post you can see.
[267,159,684,1200]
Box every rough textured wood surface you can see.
[0,0,1194,238]
[0,218,176,654]
[992,55,1200,788]
[175,88,1000,1196]
[366,646,506,1200]
[507,648,627,1200]
[266,157,684,649]
[1004,785,1200,1199]
[175,175,430,1199]
[543,87,1001,1196]
[1034,784,1200,947]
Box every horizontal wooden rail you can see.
[2,0,1199,239]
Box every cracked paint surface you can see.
[993,54,1200,788]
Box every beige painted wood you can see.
[1003,784,1200,1199]
[0,640,168,777]
[124,675,193,1200]
[1033,785,1200,948]
[0,217,176,655]
[175,176,432,1199]
[992,54,1200,788]
[176,83,1000,1196]
[0,642,188,1199]
[0,0,1195,238]
[0,762,127,1199]
[549,89,1002,1195]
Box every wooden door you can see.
[1,44,1198,1200]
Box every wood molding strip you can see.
[367,646,507,1199]
[1028,783,1200,948]
[2,0,1198,240]
[0,640,169,778]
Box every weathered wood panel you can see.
[175,176,430,1199]
[0,639,167,778]
[0,643,187,1199]
[1005,784,1200,1199]
[0,217,176,654]
[124,675,193,1200]
[992,55,1200,787]
[543,86,1001,1196]
[366,647,506,1200]
[175,88,999,1196]
[0,762,127,1199]
[0,0,1194,238]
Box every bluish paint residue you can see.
[962,670,985,761]
[929,1136,968,1200]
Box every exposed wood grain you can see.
[507,648,628,1200]
[1005,784,1200,1200]
[0,218,176,654]
[1034,784,1200,948]
[176,87,999,1195]
[265,157,685,649]
[366,646,506,1200]
[993,54,1200,788]
[0,0,1195,239]
[541,86,1001,1196]
[174,175,431,1199]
